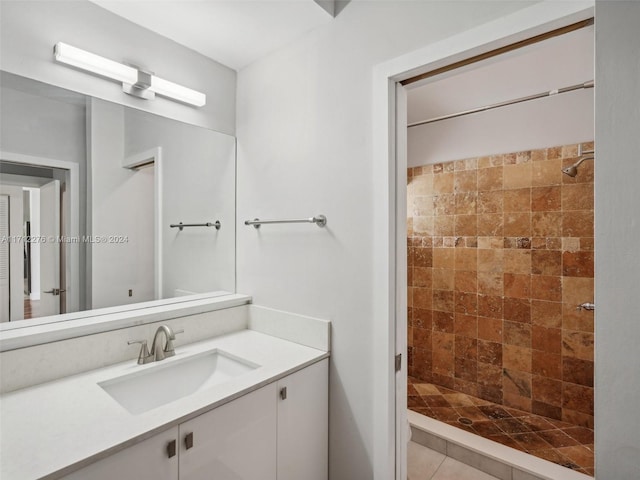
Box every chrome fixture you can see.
[128,339,153,365]
[151,325,183,361]
[43,288,66,296]
[408,80,594,127]
[577,302,595,311]
[244,214,327,229]
[128,325,184,365]
[170,221,221,231]
[53,43,206,107]
[562,145,594,177]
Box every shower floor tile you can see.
[408,378,595,476]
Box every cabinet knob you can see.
[166,439,177,458]
[280,387,287,400]
[185,432,194,450]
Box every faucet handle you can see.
[163,329,184,358]
[128,339,153,365]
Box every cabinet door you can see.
[62,427,179,480]
[179,383,277,480]
[277,359,328,480]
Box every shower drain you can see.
[458,417,473,426]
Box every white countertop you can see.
[0,329,328,480]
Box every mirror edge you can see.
[0,292,251,352]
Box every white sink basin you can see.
[98,349,259,415]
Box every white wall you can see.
[594,2,640,478]
[88,99,155,309]
[236,2,537,478]
[0,80,88,307]
[0,0,236,135]
[123,108,236,297]
[407,25,594,166]
[0,80,87,165]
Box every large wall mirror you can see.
[0,71,236,326]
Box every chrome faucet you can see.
[128,325,183,365]
[151,325,183,361]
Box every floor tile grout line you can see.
[426,454,446,480]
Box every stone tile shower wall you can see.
[407,143,594,428]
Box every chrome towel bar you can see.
[170,221,221,231]
[244,215,327,229]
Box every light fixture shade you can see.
[54,43,138,85]
[150,76,207,107]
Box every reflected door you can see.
[39,180,61,316]
[0,185,24,321]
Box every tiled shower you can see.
[407,143,595,429]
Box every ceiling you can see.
[90,0,336,71]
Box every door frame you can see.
[122,146,163,300]
[370,2,595,478]
[0,151,80,314]
[0,184,24,321]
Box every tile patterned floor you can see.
[408,441,500,480]
[408,378,594,476]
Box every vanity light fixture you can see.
[53,42,206,107]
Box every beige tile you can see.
[455,192,478,215]
[504,212,531,237]
[531,211,562,237]
[562,277,594,306]
[435,215,455,236]
[455,249,478,271]
[434,194,456,215]
[438,448,504,480]
[432,268,455,290]
[433,172,454,194]
[477,236,503,250]
[455,170,478,193]
[408,442,445,480]
[503,250,531,274]
[503,189,531,212]
[410,174,434,196]
[413,384,441,396]
[478,249,503,273]
[413,216,435,235]
[503,344,532,372]
[504,163,532,189]
[477,272,503,296]
[478,191,503,213]
[477,214,503,236]
[530,148,547,162]
[532,158,562,186]
[477,166,503,192]
[433,248,455,269]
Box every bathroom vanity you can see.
[0,299,330,480]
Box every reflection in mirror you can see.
[0,71,236,325]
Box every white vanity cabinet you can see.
[62,427,179,480]
[179,383,277,480]
[61,359,327,480]
[276,359,328,480]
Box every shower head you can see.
[562,154,594,177]
[562,163,579,177]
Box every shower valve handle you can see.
[576,302,595,311]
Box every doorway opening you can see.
[1,161,70,320]
[403,16,594,479]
